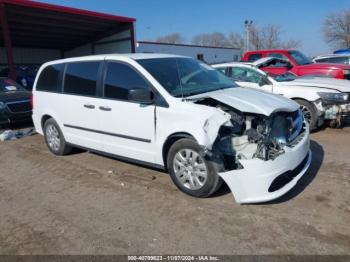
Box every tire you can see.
[43,118,72,156]
[295,99,318,131]
[167,138,223,198]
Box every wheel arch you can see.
[162,132,196,169]
[41,114,53,130]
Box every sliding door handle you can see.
[99,106,112,111]
[84,104,95,109]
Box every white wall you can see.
[136,42,242,64]
[64,30,132,58]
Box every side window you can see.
[247,54,262,62]
[216,67,227,75]
[104,62,149,101]
[36,64,63,92]
[231,67,263,84]
[64,62,100,96]
[314,58,329,63]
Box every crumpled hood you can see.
[285,77,350,93]
[189,87,299,116]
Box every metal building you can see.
[0,0,136,80]
[137,41,242,64]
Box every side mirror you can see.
[128,88,154,104]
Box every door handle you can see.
[84,104,95,109]
[99,106,112,111]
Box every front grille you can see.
[6,100,31,113]
[268,153,310,192]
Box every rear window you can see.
[64,62,100,96]
[247,53,263,62]
[36,64,63,92]
[328,57,348,64]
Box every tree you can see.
[155,33,185,44]
[227,32,245,49]
[191,32,229,47]
[249,24,300,50]
[323,9,350,48]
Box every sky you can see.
[36,0,350,56]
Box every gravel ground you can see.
[0,123,349,255]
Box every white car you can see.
[32,54,311,204]
[213,58,350,130]
[313,54,350,65]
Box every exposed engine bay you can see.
[195,98,304,170]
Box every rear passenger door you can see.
[60,61,105,151]
[97,61,156,163]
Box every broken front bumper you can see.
[218,125,311,204]
[324,103,350,120]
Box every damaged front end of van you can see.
[191,88,312,204]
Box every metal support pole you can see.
[130,22,136,53]
[0,3,16,80]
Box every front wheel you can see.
[295,99,318,131]
[167,138,223,198]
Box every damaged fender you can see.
[202,109,231,149]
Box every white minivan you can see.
[32,54,311,203]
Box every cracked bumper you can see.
[218,126,311,204]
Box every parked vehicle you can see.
[0,66,38,90]
[32,54,311,204]
[213,58,350,130]
[242,49,350,80]
[313,54,350,65]
[334,49,350,55]
[0,78,33,126]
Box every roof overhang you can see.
[0,0,136,50]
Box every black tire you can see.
[43,118,72,156]
[167,138,223,198]
[295,99,318,131]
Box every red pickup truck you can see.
[242,49,350,80]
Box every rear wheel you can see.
[295,99,318,131]
[43,118,72,155]
[167,138,223,198]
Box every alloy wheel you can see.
[46,124,61,151]
[173,149,208,190]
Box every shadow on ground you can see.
[260,140,324,204]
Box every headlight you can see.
[317,92,349,104]
[343,69,350,75]
[0,102,6,110]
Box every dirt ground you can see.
[0,123,349,255]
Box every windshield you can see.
[0,78,26,93]
[269,72,297,82]
[288,50,311,65]
[137,57,237,97]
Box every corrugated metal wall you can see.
[0,47,60,66]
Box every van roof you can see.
[45,53,188,65]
